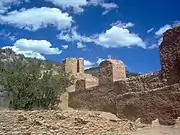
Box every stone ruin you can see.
[98,59,126,84]
[67,26,180,125]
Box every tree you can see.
[3,60,74,110]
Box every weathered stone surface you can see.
[98,59,126,84]
[69,72,163,113]
[75,79,86,91]
[116,83,180,125]
[0,110,136,135]
[159,26,180,85]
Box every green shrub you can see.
[2,60,74,110]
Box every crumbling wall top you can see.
[159,26,180,50]
[99,59,125,66]
[99,58,126,84]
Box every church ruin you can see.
[67,26,180,125]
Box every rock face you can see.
[0,110,136,135]
[68,26,180,125]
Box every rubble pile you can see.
[0,110,136,135]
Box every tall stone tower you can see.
[98,59,126,85]
[62,58,84,74]
[59,57,85,110]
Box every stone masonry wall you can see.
[159,26,180,85]
[62,58,84,75]
[98,59,126,85]
[62,58,78,75]
[59,57,98,110]
[116,83,180,125]
[69,79,180,125]
[69,72,164,112]
[75,80,86,92]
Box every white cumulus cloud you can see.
[94,25,145,48]
[58,22,145,49]
[3,46,46,60]
[2,38,62,60]
[0,7,73,31]
[45,0,118,14]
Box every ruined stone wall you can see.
[68,72,164,112]
[69,81,180,125]
[98,59,126,85]
[159,26,180,85]
[117,72,164,93]
[116,83,180,125]
[61,57,98,90]
[62,58,77,74]
[62,58,84,75]
[59,58,98,109]
[69,82,118,113]
[68,26,180,125]
[75,80,86,92]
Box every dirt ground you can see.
[131,126,180,135]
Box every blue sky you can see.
[0,0,180,73]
